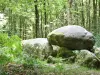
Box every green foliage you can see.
[4,35,22,57]
[95,34,100,47]
[0,33,22,64]
[0,47,12,64]
[0,33,8,47]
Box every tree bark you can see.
[93,0,97,35]
[81,0,85,27]
[34,0,39,38]
[44,0,47,37]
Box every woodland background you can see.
[0,0,100,40]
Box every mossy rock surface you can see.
[22,38,53,59]
[52,45,76,58]
[47,25,95,50]
[51,45,76,63]
[75,50,100,68]
[94,47,100,59]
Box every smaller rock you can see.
[51,45,76,63]
[52,45,76,58]
[22,38,53,59]
[94,47,100,59]
[51,45,60,57]
[75,50,100,68]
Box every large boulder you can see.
[75,50,100,68]
[47,25,95,50]
[22,38,53,59]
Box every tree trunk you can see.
[44,0,47,37]
[8,9,12,36]
[40,11,43,37]
[88,0,91,31]
[34,0,39,38]
[93,0,97,35]
[68,0,73,25]
[81,0,85,27]
[19,16,22,38]
[99,0,100,34]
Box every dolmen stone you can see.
[22,38,53,59]
[47,25,95,50]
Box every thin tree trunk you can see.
[13,14,17,34]
[88,0,91,31]
[22,17,25,39]
[68,0,73,25]
[41,11,43,37]
[19,16,22,38]
[81,0,85,27]
[8,9,12,36]
[98,0,100,34]
[93,0,97,35]
[75,1,78,25]
[44,0,47,37]
[24,18,27,39]
[34,0,39,38]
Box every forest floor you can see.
[1,63,100,75]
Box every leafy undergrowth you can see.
[1,62,100,75]
[0,33,22,65]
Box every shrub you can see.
[0,33,8,47]
[0,33,22,64]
